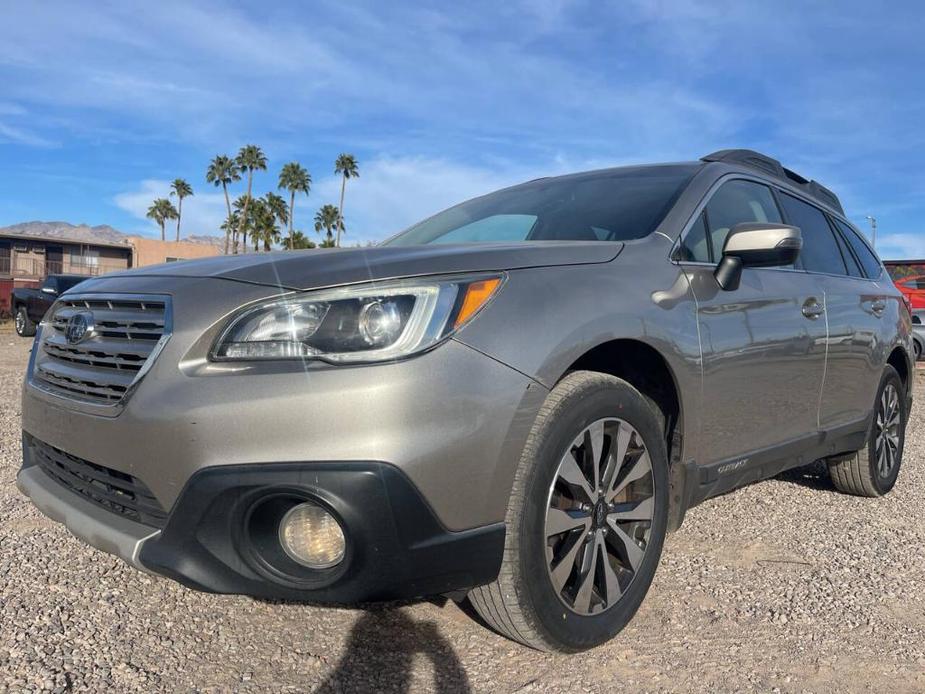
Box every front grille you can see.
[32,294,170,406]
[28,436,167,528]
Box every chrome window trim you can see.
[668,172,884,283]
[26,292,173,418]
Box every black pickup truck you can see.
[12,274,88,337]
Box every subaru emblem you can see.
[64,311,94,345]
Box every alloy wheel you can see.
[544,418,655,615]
[875,383,901,478]
[15,310,24,335]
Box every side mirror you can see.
[41,286,57,295]
[714,223,802,291]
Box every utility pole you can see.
[866,215,877,249]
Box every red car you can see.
[894,275,925,309]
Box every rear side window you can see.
[678,179,782,263]
[779,194,847,276]
[833,219,882,279]
[829,219,864,278]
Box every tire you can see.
[14,306,36,337]
[469,371,669,652]
[828,365,905,497]
[914,339,922,362]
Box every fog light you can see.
[278,502,346,569]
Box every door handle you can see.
[870,299,886,316]
[802,298,824,319]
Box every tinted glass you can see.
[385,165,699,245]
[830,218,864,278]
[56,276,86,293]
[703,180,782,262]
[677,212,710,262]
[834,219,882,279]
[779,194,847,275]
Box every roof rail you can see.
[701,149,844,214]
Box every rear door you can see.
[677,178,827,466]
[813,215,894,430]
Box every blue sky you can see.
[2,1,925,257]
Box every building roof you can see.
[0,231,132,250]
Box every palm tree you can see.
[206,155,241,254]
[314,204,340,247]
[259,193,287,251]
[169,178,193,242]
[233,195,253,252]
[220,212,239,251]
[289,230,316,250]
[264,192,289,231]
[146,198,178,241]
[234,145,267,255]
[334,153,359,247]
[278,162,311,251]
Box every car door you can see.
[676,178,827,467]
[32,277,57,322]
[813,215,894,430]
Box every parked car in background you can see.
[894,275,925,309]
[911,311,925,360]
[12,274,88,337]
[17,149,913,652]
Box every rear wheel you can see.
[828,365,905,497]
[14,306,35,337]
[469,371,669,652]
[914,340,922,361]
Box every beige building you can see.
[127,236,222,267]
[0,232,223,315]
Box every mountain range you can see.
[0,221,224,249]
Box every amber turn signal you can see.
[454,278,502,329]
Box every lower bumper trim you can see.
[16,465,161,570]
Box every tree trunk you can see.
[336,175,346,247]
[175,198,182,242]
[222,183,232,254]
[288,190,295,250]
[237,171,254,255]
[159,221,165,242]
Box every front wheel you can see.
[469,371,669,652]
[15,306,36,337]
[828,365,906,497]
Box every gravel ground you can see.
[2,330,925,693]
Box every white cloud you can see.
[113,179,229,239]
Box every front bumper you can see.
[18,439,506,602]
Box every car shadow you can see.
[313,605,472,693]
[774,459,837,492]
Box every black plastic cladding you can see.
[137,461,506,602]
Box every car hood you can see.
[99,242,623,291]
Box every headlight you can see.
[213,275,503,363]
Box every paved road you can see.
[1,332,924,692]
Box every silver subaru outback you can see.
[18,149,913,652]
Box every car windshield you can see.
[384,164,699,246]
[57,276,86,293]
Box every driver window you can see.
[678,180,782,263]
[704,180,783,261]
